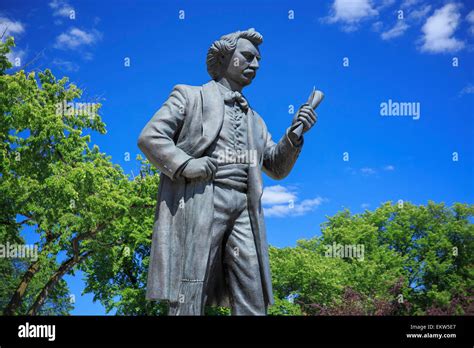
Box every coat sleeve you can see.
[137,85,194,181]
[261,118,304,180]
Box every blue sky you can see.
[1,0,473,314]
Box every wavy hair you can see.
[206,28,263,80]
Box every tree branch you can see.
[27,250,93,315]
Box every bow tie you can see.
[224,91,249,112]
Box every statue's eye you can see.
[242,53,253,60]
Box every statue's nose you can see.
[249,57,259,70]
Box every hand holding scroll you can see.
[291,87,324,138]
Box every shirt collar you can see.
[216,81,242,97]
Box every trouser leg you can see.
[203,184,234,308]
[204,184,266,315]
[224,199,266,315]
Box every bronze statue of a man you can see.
[138,28,317,315]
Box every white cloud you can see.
[49,0,75,18]
[467,10,474,36]
[375,0,396,11]
[0,16,26,67]
[6,48,26,67]
[401,0,422,9]
[52,58,79,72]
[361,203,371,209]
[381,20,409,40]
[325,0,378,31]
[262,185,326,218]
[408,5,432,21]
[360,167,376,175]
[376,3,431,41]
[0,16,25,37]
[261,185,296,205]
[54,28,101,50]
[349,165,394,176]
[264,197,325,218]
[372,21,383,32]
[468,11,474,22]
[83,52,94,61]
[419,3,464,53]
[459,84,474,96]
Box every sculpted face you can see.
[222,38,261,88]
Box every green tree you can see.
[81,157,167,315]
[0,36,158,315]
[0,235,73,315]
[270,201,473,315]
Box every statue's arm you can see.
[261,118,304,180]
[137,85,193,180]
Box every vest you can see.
[205,83,250,192]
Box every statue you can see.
[137,28,319,315]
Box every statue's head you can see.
[206,28,263,88]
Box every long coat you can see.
[138,80,303,309]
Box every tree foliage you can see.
[0,36,160,315]
[270,202,473,315]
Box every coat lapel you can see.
[247,109,263,200]
[201,80,224,143]
[246,108,273,304]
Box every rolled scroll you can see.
[292,86,324,138]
